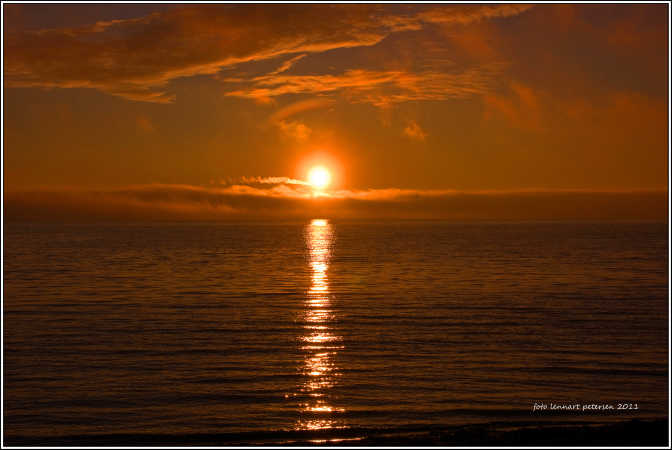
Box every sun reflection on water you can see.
[293,219,344,431]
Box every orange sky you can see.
[3,3,669,221]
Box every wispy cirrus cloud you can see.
[4,4,533,103]
[417,4,534,25]
[268,98,335,123]
[4,5,388,102]
[224,65,503,107]
[267,54,308,76]
[265,97,334,142]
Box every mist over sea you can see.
[4,221,668,444]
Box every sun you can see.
[308,166,331,189]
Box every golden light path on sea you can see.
[294,219,344,431]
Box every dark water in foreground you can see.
[3,221,669,443]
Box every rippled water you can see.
[3,221,668,442]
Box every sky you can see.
[3,3,669,221]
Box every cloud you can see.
[5,181,666,222]
[4,5,389,102]
[403,120,428,141]
[237,176,309,186]
[4,4,533,103]
[417,4,534,25]
[267,54,307,76]
[225,65,503,107]
[373,4,534,32]
[483,80,544,131]
[269,98,335,123]
[276,120,312,142]
[483,79,666,136]
[265,97,334,142]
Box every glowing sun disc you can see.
[308,166,331,189]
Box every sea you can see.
[3,221,669,444]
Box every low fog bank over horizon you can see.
[4,184,667,223]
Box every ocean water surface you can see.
[3,221,668,443]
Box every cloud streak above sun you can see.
[4,4,532,103]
